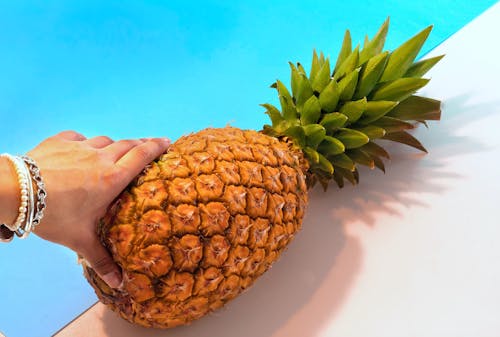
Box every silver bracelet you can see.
[14,156,35,238]
[21,155,47,228]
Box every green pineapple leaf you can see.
[354,51,389,99]
[330,153,355,171]
[335,128,370,149]
[303,124,326,149]
[361,141,390,159]
[359,17,390,65]
[383,131,427,152]
[319,80,341,112]
[372,116,415,133]
[332,169,345,188]
[316,152,334,174]
[274,79,292,100]
[284,125,306,147]
[358,100,399,124]
[261,103,283,127]
[300,96,322,125]
[289,62,302,98]
[295,74,314,111]
[380,25,433,82]
[333,46,359,81]
[320,112,348,131]
[353,125,386,139]
[273,120,293,134]
[370,77,429,101]
[369,153,386,172]
[335,166,359,185]
[363,35,370,47]
[334,30,352,72]
[297,62,307,75]
[312,58,331,93]
[279,95,297,122]
[405,54,444,78]
[386,95,441,121]
[310,50,321,82]
[338,69,360,101]
[317,136,345,156]
[339,97,367,123]
[304,146,320,164]
[348,148,375,169]
[319,51,326,65]
[275,80,297,121]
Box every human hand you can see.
[27,131,170,288]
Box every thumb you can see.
[81,238,123,289]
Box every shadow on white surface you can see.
[91,94,491,337]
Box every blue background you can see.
[0,1,497,336]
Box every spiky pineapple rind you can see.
[86,127,310,328]
[262,18,443,188]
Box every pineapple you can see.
[84,19,443,328]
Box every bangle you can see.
[0,153,47,242]
[21,155,47,228]
[14,155,35,238]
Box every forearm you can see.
[0,156,20,225]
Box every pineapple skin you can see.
[84,126,309,328]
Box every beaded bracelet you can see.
[0,154,30,232]
[0,153,47,242]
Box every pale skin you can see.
[0,130,170,288]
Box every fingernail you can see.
[160,138,171,146]
[102,271,122,289]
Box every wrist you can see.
[0,156,21,225]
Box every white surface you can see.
[56,3,500,337]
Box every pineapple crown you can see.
[262,18,443,189]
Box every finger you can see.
[115,138,170,182]
[103,139,146,162]
[52,130,87,141]
[81,238,122,289]
[85,136,114,149]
